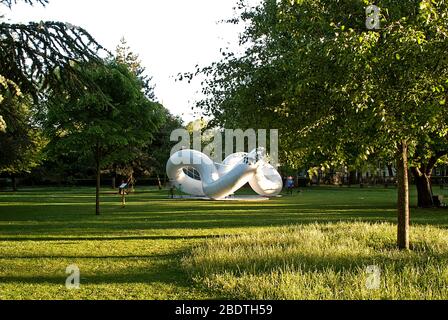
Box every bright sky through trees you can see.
[3,0,245,122]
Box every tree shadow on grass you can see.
[0,234,221,242]
[187,245,448,279]
[1,207,447,236]
[1,188,448,237]
[0,251,199,293]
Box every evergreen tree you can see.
[116,37,156,101]
[0,0,105,103]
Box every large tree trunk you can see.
[396,140,410,250]
[411,168,433,208]
[95,144,101,216]
[348,170,357,186]
[411,150,448,207]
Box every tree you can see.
[190,0,448,249]
[109,106,166,192]
[116,37,156,101]
[410,134,448,208]
[0,86,45,190]
[0,74,20,133]
[1,0,106,184]
[0,0,104,95]
[112,39,176,189]
[44,61,163,215]
[142,109,183,188]
[1,0,105,125]
[107,108,183,191]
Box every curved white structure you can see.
[166,148,282,200]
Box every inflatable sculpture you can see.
[166,148,283,200]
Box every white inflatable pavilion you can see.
[166,148,283,200]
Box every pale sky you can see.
[3,0,246,123]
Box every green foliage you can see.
[0,80,45,175]
[112,39,180,179]
[144,109,183,175]
[0,0,105,101]
[43,60,163,171]
[0,0,106,177]
[190,0,448,171]
[116,37,156,101]
[0,74,21,132]
[111,109,183,189]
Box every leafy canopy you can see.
[190,0,448,170]
[44,60,164,169]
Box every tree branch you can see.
[411,166,422,178]
[0,21,109,100]
[426,150,448,175]
[0,0,47,8]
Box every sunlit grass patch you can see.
[1,186,448,299]
[182,222,448,299]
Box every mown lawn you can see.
[0,186,447,299]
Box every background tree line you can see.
[0,0,183,215]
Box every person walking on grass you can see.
[118,179,129,208]
[286,176,294,195]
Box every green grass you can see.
[0,186,447,299]
[183,222,448,299]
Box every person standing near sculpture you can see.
[286,176,295,195]
[118,179,129,207]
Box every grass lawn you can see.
[0,186,448,299]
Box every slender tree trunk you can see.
[112,164,117,189]
[157,174,162,190]
[359,171,364,188]
[11,175,17,192]
[411,168,434,208]
[396,140,410,250]
[348,170,357,186]
[387,164,394,177]
[129,172,135,193]
[95,144,101,216]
